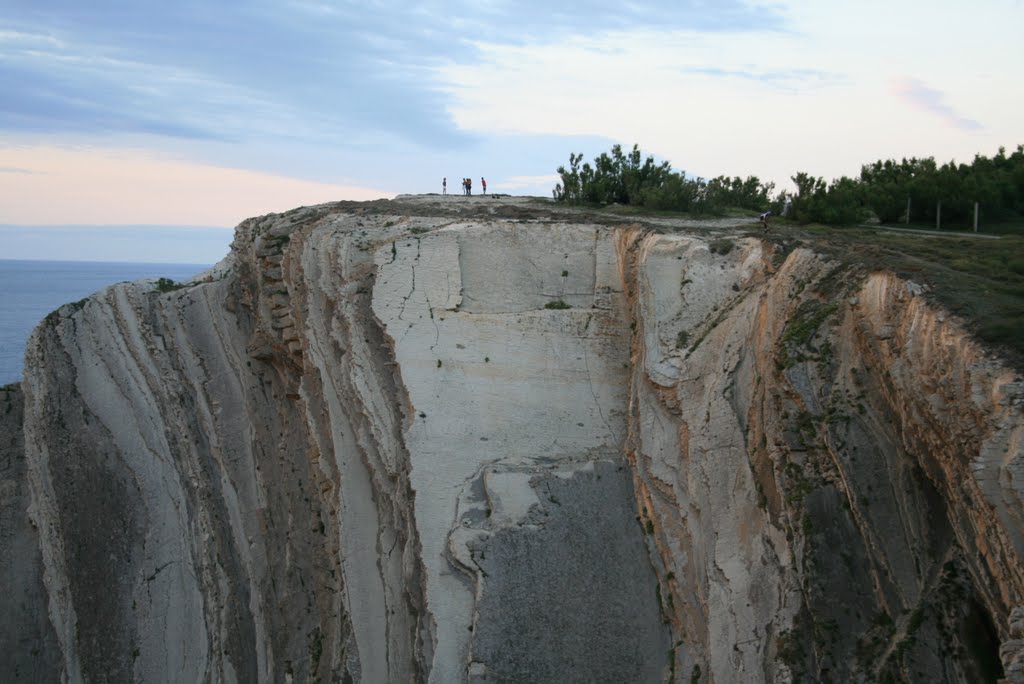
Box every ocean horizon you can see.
[0,259,212,385]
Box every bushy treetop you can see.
[555,144,1024,227]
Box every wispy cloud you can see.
[0,1,786,148]
[0,165,38,174]
[891,77,982,131]
[684,66,843,91]
[0,29,292,142]
[0,144,392,225]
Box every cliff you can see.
[2,195,1022,682]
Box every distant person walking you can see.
[760,211,771,231]
[463,178,469,195]
[468,177,473,196]
[443,177,447,195]
[481,177,487,194]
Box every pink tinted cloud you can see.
[890,77,982,131]
[0,145,393,226]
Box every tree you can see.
[555,144,696,210]
[556,142,1024,226]
[555,153,584,203]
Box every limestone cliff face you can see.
[625,233,1024,682]
[2,196,1022,683]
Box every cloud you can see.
[683,66,843,91]
[0,1,786,148]
[0,30,289,143]
[891,77,983,131]
[0,144,393,226]
[0,165,37,174]
[435,28,821,142]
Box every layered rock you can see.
[625,233,1024,682]
[2,196,1022,682]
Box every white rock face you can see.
[371,222,654,680]
[3,197,1024,683]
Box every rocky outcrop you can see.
[625,233,1023,682]
[2,195,1022,682]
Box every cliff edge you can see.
[2,195,1022,682]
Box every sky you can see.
[1,0,1022,262]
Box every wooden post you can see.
[905,197,911,224]
[936,200,941,230]
[974,202,979,232]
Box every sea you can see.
[0,260,212,386]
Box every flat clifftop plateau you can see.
[2,195,1023,683]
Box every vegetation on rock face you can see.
[155,277,186,293]
[556,143,1024,229]
[803,227,1024,359]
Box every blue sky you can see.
[1,0,1022,261]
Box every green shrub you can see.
[156,277,185,293]
[555,144,773,214]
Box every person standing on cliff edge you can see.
[443,177,447,195]
[481,177,487,194]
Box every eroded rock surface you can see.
[2,195,1022,682]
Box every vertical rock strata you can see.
[2,198,1022,682]
[625,234,1024,682]
[17,206,434,682]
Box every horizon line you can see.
[0,257,217,266]
[0,223,234,230]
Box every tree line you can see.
[554,144,1024,227]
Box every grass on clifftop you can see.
[585,200,1024,366]
[790,223,1024,364]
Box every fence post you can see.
[905,197,911,224]
[974,202,979,233]
[936,200,941,230]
